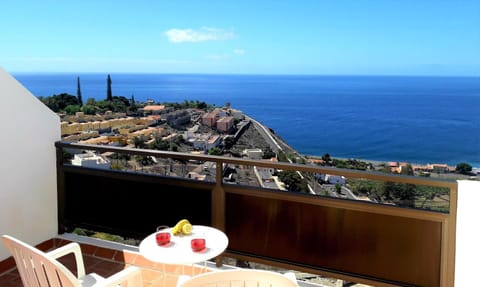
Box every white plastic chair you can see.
[2,235,143,287]
[177,269,298,287]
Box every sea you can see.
[13,73,480,168]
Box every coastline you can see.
[254,119,479,180]
[18,73,480,168]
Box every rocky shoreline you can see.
[242,118,477,181]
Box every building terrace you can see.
[1,67,479,287]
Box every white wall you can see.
[0,67,60,260]
[455,180,480,286]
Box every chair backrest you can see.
[2,235,81,287]
[179,269,297,287]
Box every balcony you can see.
[1,67,479,287]
[0,234,212,287]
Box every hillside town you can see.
[63,103,289,189]
[59,99,477,213]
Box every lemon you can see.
[172,219,190,235]
[182,223,193,235]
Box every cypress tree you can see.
[130,94,135,106]
[76,76,83,106]
[106,74,113,101]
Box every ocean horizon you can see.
[13,73,480,168]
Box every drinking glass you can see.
[191,238,206,252]
[156,225,170,246]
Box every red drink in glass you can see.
[191,238,206,252]
[155,232,171,246]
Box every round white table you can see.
[139,225,229,265]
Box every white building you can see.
[71,152,110,169]
[243,148,263,159]
[326,175,346,185]
[187,134,222,151]
[317,174,346,185]
[183,124,199,139]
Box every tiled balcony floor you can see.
[0,235,370,287]
[0,237,211,287]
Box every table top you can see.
[139,225,229,265]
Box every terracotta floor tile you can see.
[148,273,179,287]
[133,254,157,268]
[164,274,181,287]
[57,253,77,267]
[83,255,106,266]
[89,260,125,277]
[36,238,55,252]
[55,238,73,247]
[0,257,16,274]
[141,268,165,282]
[80,243,98,255]
[114,250,137,264]
[0,270,22,287]
[94,246,116,260]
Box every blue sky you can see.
[1,0,479,75]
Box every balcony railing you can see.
[56,141,457,287]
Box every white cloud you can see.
[233,49,245,55]
[165,27,236,43]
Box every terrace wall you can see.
[455,180,480,286]
[0,68,60,260]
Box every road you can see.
[247,116,316,194]
[247,116,283,152]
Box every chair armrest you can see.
[47,242,86,278]
[100,266,143,287]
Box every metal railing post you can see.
[212,159,226,266]
[55,144,66,234]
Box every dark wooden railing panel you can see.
[56,142,456,287]
[226,191,441,286]
[62,165,214,238]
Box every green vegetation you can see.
[347,178,450,212]
[73,228,124,242]
[223,136,236,149]
[331,158,371,170]
[108,153,132,170]
[322,153,331,163]
[97,96,135,113]
[277,151,288,162]
[456,162,472,174]
[208,147,223,155]
[313,155,372,171]
[39,93,80,112]
[134,155,155,166]
[39,75,138,115]
[277,170,309,193]
[163,100,211,111]
[40,93,136,114]
[287,152,297,163]
[132,136,147,148]
[38,75,215,116]
[64,104,81,115]
[81,104,96,115]
[334,183,342,194]
[262,149,276,159]
[149,135,184,152]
